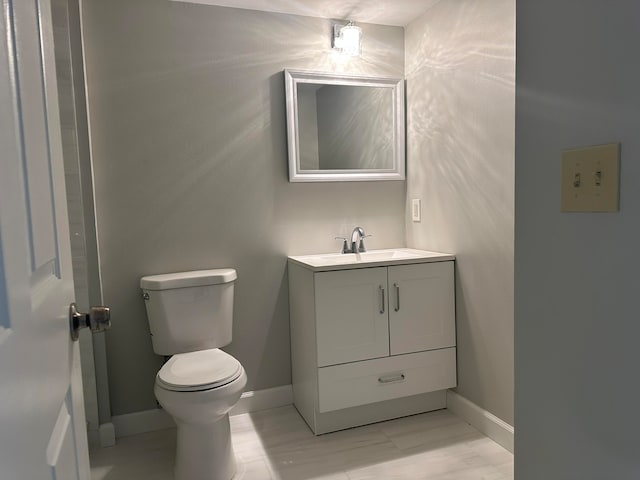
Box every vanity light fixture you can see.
[332,21,362,57]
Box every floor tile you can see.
[90,406,513,480]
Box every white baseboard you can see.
[111,384,514,452]
[446,390,513,453]
[112,384,293,439]
[230,384,292,416]
[98,422,116,447]
[112,409,175,439]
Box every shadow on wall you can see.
[227,259,292,390]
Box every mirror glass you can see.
[285,70,405,182]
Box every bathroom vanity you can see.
[288,249,457,434]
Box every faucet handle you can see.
[335,237,349,254]
[358,234,372,253]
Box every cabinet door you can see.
[315,267,389,367]
[388,262,455,355]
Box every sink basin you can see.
[288,248,454,271]
[306,249,422,265]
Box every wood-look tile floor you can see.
[90,406,513,480]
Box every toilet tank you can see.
[140,269,237,355]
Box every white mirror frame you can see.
[284,69,405,182]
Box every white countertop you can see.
[288,248,455,272]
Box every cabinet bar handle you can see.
[378,373,405,384]
[379,285,385,314]
[394,283,400,312]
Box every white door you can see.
[0,0,92,478]
[315,267,390,366]
[388,262,456,355]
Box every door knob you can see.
[69,302,111,341]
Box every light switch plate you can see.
[561,143,620,212]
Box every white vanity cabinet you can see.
[288,249,457,435]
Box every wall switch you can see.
[411,198,421,222]
[561,143,620,212]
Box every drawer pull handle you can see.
[378,373,405,384]
[394,283,400,312]
[379,285,385,314]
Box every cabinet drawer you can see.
[317,348,456,413]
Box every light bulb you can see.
[340,24,362,57]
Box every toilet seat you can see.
[157,348,242,392]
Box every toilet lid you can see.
[157,348,242,392]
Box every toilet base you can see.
[175,414,236,480]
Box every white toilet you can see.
[140,269,247,480]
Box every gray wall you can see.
[516,2,640,478]
[81,0,405,416]
[405,0,515,424]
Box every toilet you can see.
[140,268,247,480]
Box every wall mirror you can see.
[284,70,405,182]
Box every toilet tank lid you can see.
[140,268,237,290]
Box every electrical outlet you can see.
[411,199,421,222]
[561,143,620,212]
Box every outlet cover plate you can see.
[411,198,421,222]
[561,143,620,212]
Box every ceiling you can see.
[170,0,441,27]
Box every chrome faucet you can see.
[350,226,366,254]
[335,226,370,254]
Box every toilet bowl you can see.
[140,269,245,480]
[155,349,247,480]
